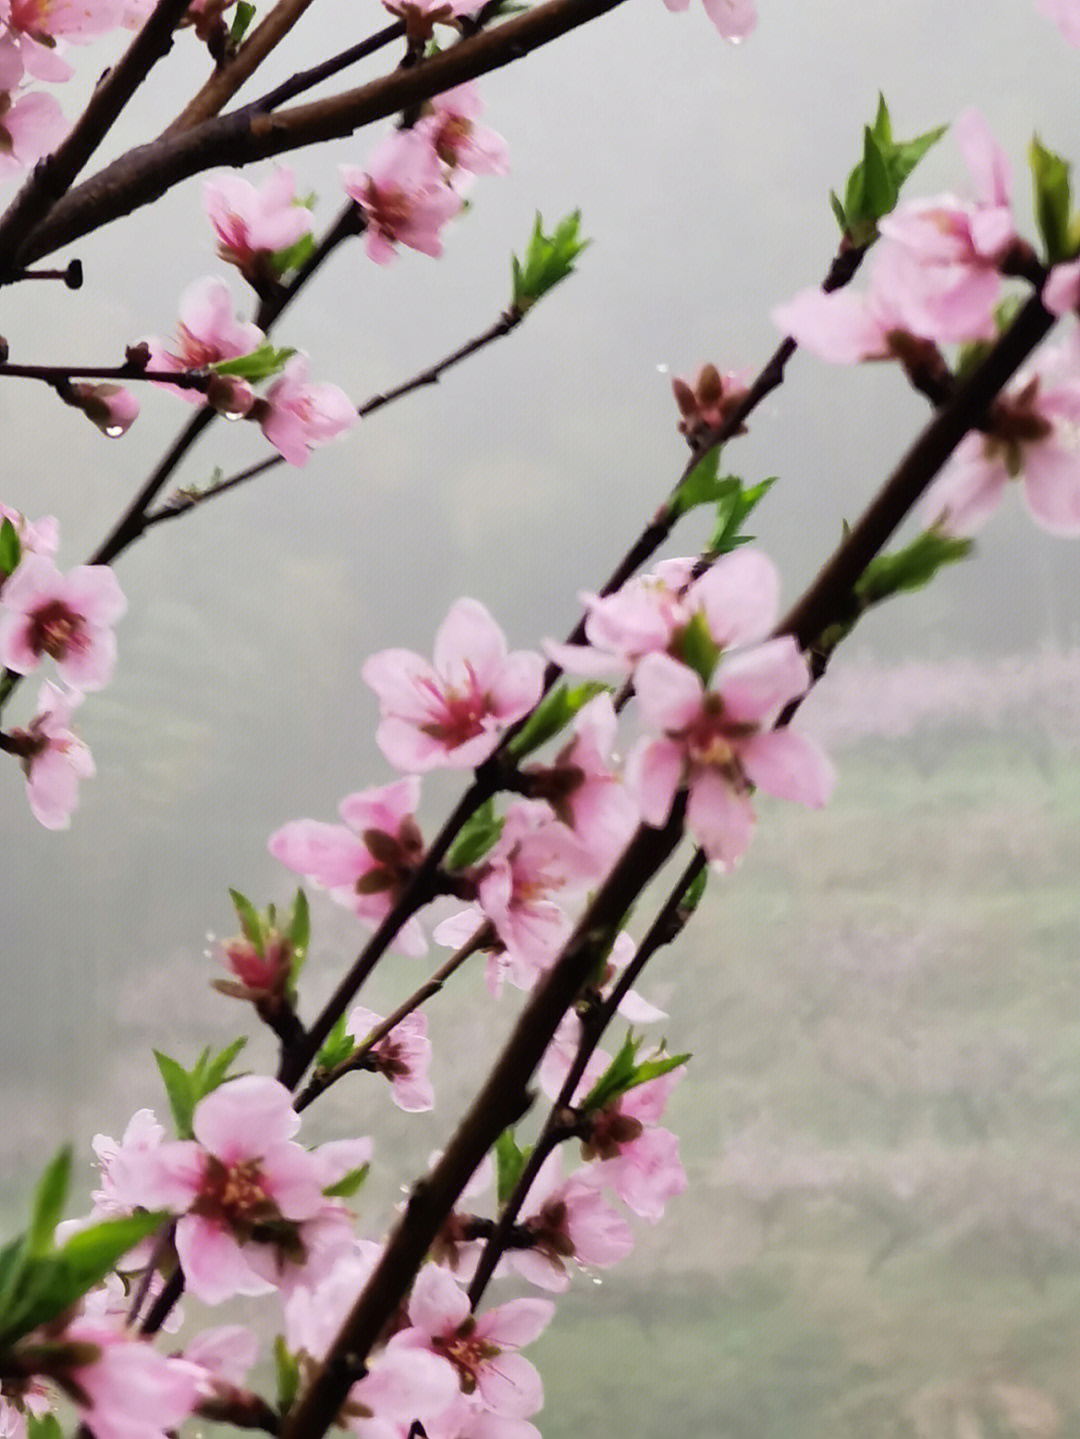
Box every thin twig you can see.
[144,305,524,527]
[295,923,494,1112]
[247,23,405,113]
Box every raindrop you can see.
[655,363,669,374]
[104,425,124,438]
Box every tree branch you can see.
[18,0,631,266]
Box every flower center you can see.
[28,599,79,660]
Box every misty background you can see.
[2,1,1079,1435]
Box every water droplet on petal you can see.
[104,425,125,438]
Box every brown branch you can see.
[18,0,631,266]
[278,800,688,1439]
[165,0,325,134]
[0,0,194,282]
[243,22,405,114]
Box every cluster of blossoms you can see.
[774,110,1080,537]
[0,507,124,825]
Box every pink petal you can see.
[689,548,780,647]
[176,1216,274,1305]
[479,1297,554,1348]
[685,769,756,869]
[626,736,684,827]
[409,1262,469,1333]
[738,727,836,807]
[633,651,704,731]
[716,637,810,723]
[475,1351,543,1419]
[192,1076,300,1161]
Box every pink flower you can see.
[145,278,263,405]
[922,338,1080,536]
[627,642,835,869]
[362,599,543,770]
[661,0,756,40]
[1035,0,1080,43]
[61,1323,203,1439]
[525,694,639,873]
[509,1152,633,1292]
[548,547,779,678]
[0,556,126,689]
[341,128,463,264]
[7,680,94,829]
[285,1247,459,1437]
[582,1070,687,1223]
[269,777,428,956]
[121,1076,360,1304]
[416,84,509,176]
[1,0,126,80]
[204,167,313,280]
[397,1265,553,1424]
[347,1005,434,1111]
[472,802,596,992]
[0,88,67,176]
[255,355,356,466]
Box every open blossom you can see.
[509,1151,634,1292]
[396,1265,554,1429]
[269,777,428,956]
[347,1004,434,1112]
[362,598,543,770]
[0,86,67,177]
[661,0,756,40]
[255,354,357,466]
[548,546,780,677]
[1035,0,1080,43]
[60,1323,203,1439]
[0,0,126,81]
[0,502,58,571]
[922,336,1080,536]
[341,128,463,264]
[437,802,596,995]
[145,277,263,406]
[204,167,313,280]
[0,556,126,689]
[6,681,93,829]
[582,1069,688,1223]
[524,693,639,872]
[117,1076,366,1304]
[416,84,509,176]
[627,642,835,870]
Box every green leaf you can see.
[228,0,255,44]
[27,1149,71,1255]
[511,211,589,313]
[675,610,720,686]
[27,1415,63,1439]
[834,95,946,240]
[271,232,317,277]
[154,1038,247,1138]
[211,343,296,382]
[708,477,775,555]
[275,1336,301,1416]
[322,1163,369,1199]
[287,889,310,985]
[669,451,739,522]
[0,517,20,576]
[444,798,505,871]
[154,1049,198,1138]
[505,682,610,761]
[1030,136,1074,263]
[581,1033,690,1116]
[680,867,709,918]
[316,1013,355,1072]
[855,530,974,608]
[0,1211,166,1347]
[494,1128,529,1206]
[197,1036,249,1095]
[229,888,264,955]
